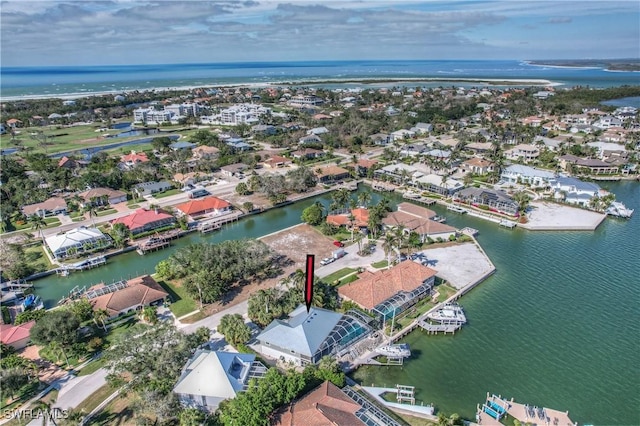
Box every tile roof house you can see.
[505,144,540,162]
[45,226,112,260]
[175,196,232,219]
[455,187,519,216]
[22,197,68,218]
[191,145,220,159]
[355,159,378,176]
[326,208,369,228]
[263,155,291,169]
[314,165,350,183]
[110,208,176,235]
[88,275,168,318]
[338,261,437,319]
[460,158,495,175]
[256,305,371,366]
[173,350,267,412]
[78,187,127,207]
[273,381,394,426]
[120,151,149,168]
[0,320,36,350]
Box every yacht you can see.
[427,303,467,324]
[606,202,634,218]
[375,343,411,358]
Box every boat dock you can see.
[372,182,397,192]
[197,221,221,234]
[360,386,435,418]
[136,237,170,255]
[477,393,576,426]
[56,255,107,275]
[403,192,437,206]
[499,219,517,229]
[447,204,467,214]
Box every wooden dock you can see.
[136,238,170,255]
[198,221,221,234]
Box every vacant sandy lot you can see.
[260,223,336,270]
[419,242,495,289]
[522,201,606,231]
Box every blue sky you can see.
[1,0,638,66]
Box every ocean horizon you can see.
[2,59,639,100]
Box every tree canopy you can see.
[30,310,80,348]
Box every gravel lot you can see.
[418,242,495,289]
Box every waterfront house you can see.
[45,226,112,260]
[455,187,519,216]
[22,197,68,218]
[291,148,324,161]
[169,141,197,151]
[413,174,464,196]
[315,165,350,183]
[505,144,540,162]
[549,177,604,207]
[78,187,127,207]
[460,158,495,175]
[355,158,378,177]
[88,275,168,318]
[326,208,369,230]
[500,165,555,187]
[373,163,421,185]
[338,261,437,320]
[173,350,267,412]
[133,181,173,197]
[0,321,36,350]
[382,203,457,241]
[558,155,619,175]
[256,305,372,366]
[175,196,232,219]
[110,208,176,235]
[272,381,401,426]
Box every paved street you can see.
[53,368,109,410]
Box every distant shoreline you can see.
[0,77,556,102]
[525,59,640,72]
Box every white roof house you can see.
[257,305,371,366]
[173,350,267,412]
[45,226,112,259]
[501,165,555,187]
[414,174,464,195]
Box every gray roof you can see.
[134,181,172,192]
[551,177,601,193]
[257,305,342,357]
[170,141,197,150]
[503,164,555,179]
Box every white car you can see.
[320,257,334,266]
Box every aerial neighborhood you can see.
[0,83,638,425]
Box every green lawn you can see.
[153,188,180,199]
[96,208,117,217]
[126,204,141,209]
[320,267,357,284]
[24,244,54,272]
[73,383,116,417]
[435,283,457,302]
[77,357,106,377]
[371,260,388,269]
[157,279,198,317]
[102,317,147,348]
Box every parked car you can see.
[333,240,344,248]
[320,257,334,266]
[189,189,210,199]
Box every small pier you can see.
[198,221,221,234]
[416,320,463,334]
[372,182,396,192]
[136,237,170,255]
[477,393,577,426]
[461,227,479,236]
[447,204,467,214]
[57,255,107,275]
[404,193,437,206]
[499,219,517,229]
[361,385,435,417]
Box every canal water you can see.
[33,182,639,425]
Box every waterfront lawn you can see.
[435,281,457,303]
[153,188,180,199]
[157,279,197,318]
[371,260,388,269]
[24,244,54,272]
[321,267,357,284]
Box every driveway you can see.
[52,368,109,410]
[315,240,386,277]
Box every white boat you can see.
[375,343,411,358]
[606,202,634,218]
[447,205,467,214]
[427,303,467,324]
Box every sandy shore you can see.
[520,201,607,231]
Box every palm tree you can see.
[28,214,46,245]
[513,191,531,216]
[84,206,98,227]
[381,232,398,270]
[140,306,157,324]
[93,309,109,332]
[357,191,372,208]
[348,213,356,241]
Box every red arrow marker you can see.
[305,254,315,313]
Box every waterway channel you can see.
[32,182,639,425]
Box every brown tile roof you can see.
[0,321,35,345]
[383,210,456,236]
[175,196,231,216]
[463,158,493,168]
[315,165,350,179]
[22,197,68,216]
[272,381,363,426]
[327,208,369,227]
[79,187,127,201]
[90,275,168,317]
[339,261,437,310]
[397,202,436,218]
[356,159,378,169]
